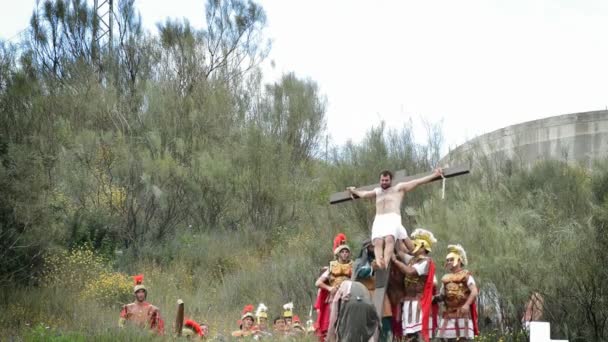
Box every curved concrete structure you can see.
[441,110,608,168]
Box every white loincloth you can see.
[371,213,408,240]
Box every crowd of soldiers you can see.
[313,231,478,342]
[230,303,313,339]
[118,169,480,341]
[118,277,314,339]
[117,233,478,342]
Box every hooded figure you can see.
[327,280,379,342]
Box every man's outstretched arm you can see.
[346,187,376,199]
[395,168,443,193]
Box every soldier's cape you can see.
[420,259,438,342]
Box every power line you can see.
[3,27,28,43]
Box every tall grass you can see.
[3,159,607,341]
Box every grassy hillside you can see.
[1,1,607,341]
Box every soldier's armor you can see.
[329,260,353,288]
[121,302,160,328]
[442,270,472,318]
[403,256,428,300]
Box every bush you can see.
[41,245,110,290]
[80,271,132,307]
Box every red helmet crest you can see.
[184,319,204,336]
[333,233,347,251]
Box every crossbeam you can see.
[329,165,470,204]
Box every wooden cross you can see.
[329,165,470,340]
[329,165,470,204]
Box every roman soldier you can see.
[182,318,205,339]
[254,303,272,339]
[283,302,294,327]
[273,316,287,335]
[435,244,479,341]
[391,229,438,342]
[314,233,353,341]
[292,315,306,336]
[319,233,353,291]
[232,304,256,338]
[119,274,164,335]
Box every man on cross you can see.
[347,168,443,269]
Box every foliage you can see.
[80,271,132,307]
[0,0,606,341]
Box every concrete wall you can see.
[441,110,608,168]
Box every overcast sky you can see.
[2,0,608,154]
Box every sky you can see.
[2,0,608,154]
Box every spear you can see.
[175,299,184,336]
[306,304,314,331]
